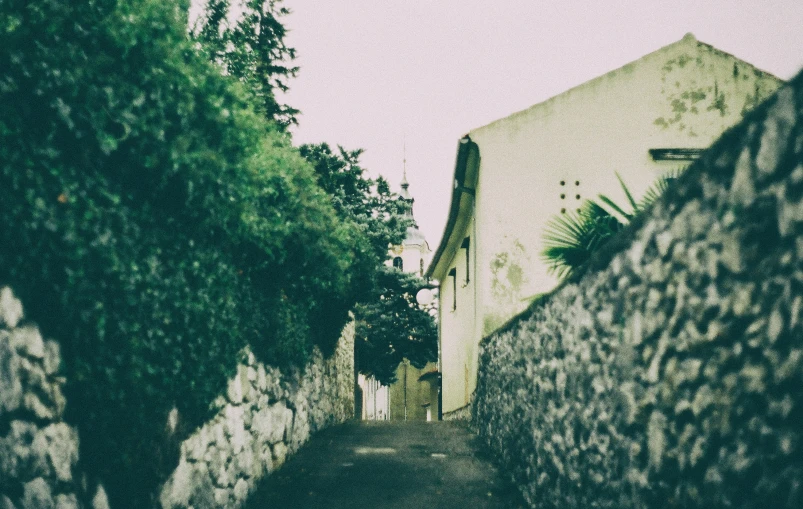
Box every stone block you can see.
[0,334,24,414]
[54,494,78,509]
[272,442,288,469]
[42,341,61,376]
[1,421,46,480]
[215,461,233,488]
[23,392,55,421]
[233,442,254,476]
[159,458,192,509]
[21,478,53,509]
[252,402,287,445]
[0,287,23,329]
[223,405,246,454]
[237,365,253,403]
[233,478,249,503]
[213,488,230,507]
[226,375,243,405]
[43,423,78,483]
[12,327,44,360]
[91,485,110,509]
[0,494,17,509]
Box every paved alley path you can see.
[245,421,526,509]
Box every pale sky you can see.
[277,0,803,249]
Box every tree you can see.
[354,266,439,385]
[0,0,357,505]
[192,0,438,384]
[298,143,438,383]
[192,0,300,128]
[299,143,410,266]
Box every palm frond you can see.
[541,201,624,278]
[542,170,682,281]
[639,169,681,210]
[597,194,633,222]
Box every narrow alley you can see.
[245,421,525,509]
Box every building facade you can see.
[427,34,783,417]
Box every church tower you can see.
[390,151,431,276]
[359,150,437,421]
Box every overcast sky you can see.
[278,0,803,249]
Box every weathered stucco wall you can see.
[438,213,478,414]
[473,34,782,333]
[0,286,354,509]
[473,72,803,508]
[436,34,783,415]
[388,361,438,421]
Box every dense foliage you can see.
[0,0,358,505]
[192,0,300,129]
[354,266,438,385]
[192,0,438,382]
[298,143,437,384]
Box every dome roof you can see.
[403,226,427,246]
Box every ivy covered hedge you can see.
[0,0,361,505]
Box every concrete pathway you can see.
[245,421,526,509]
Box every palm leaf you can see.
[616,172,639,211]
[542,170,683,280]
[541,201,624,278]
[638,169,680,211]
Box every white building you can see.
[427,34,783,418]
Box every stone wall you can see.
[0,286,110,509]
[159,323,354,508]
[0,285,354,509]
[473,72,803,509]
[442,402,472,422]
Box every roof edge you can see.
[425,136,475,279]
[469,33,783,136]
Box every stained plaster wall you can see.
[438,214,478,413]
[388,361,438,421]
[473,71,803,508]
[437,34,782,415]
[473,33,781,339]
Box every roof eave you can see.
[425,135,476,280]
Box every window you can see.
[448,268,457,310]
[393,257,403,271]
[461,237,470,284]
[648,148,704,161]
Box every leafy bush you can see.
[298,143,438,384]
[542,173,676,279]
[0,0,358,505]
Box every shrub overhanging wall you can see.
[474,72,803,508]
[0,0,359,505]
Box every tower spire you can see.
[400,137,411,200]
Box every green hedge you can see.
[0,0,358,505]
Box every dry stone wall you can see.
[159,323,354,508]
[0,287,110,509]
[473,72,803,509]
[1,285,354,509]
